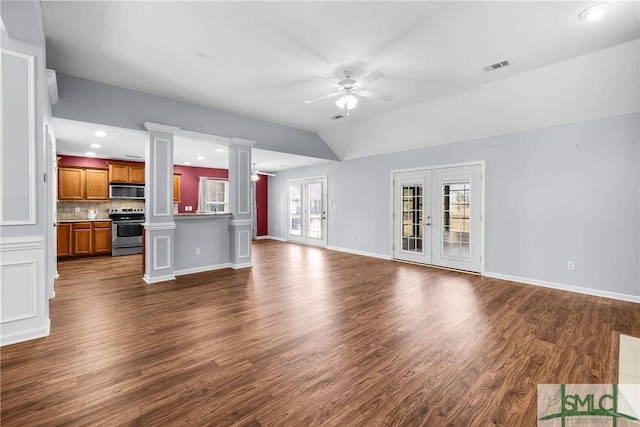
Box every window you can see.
[198,177,229,213]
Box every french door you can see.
[287,177,327,247]
[393,164,483,272]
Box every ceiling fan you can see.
[304,69,393,116]
[251,163,275,182]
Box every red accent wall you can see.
[256,175,268,236]
[58,155,112,169]
[58,156,268,234]
[172,165,228,213]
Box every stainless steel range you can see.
[109,207,145,256]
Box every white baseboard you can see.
[326,245,392,260]
[231,262,253,269]
[143,274,176,284]
[483,271,640,304]
[257,235,286,242]
[174,263,232,276]
[1,318,50,347]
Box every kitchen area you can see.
[56,158,150,259]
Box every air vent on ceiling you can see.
[483,60,510,72]
[125,155,143,159]
[331,114,344,120]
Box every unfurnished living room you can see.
[1,1,639,426]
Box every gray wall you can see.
[174,217,231,272]
[52,73,338,161]
[269,113,640,298]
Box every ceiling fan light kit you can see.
[305,69,393,115]
[336,94,358,110]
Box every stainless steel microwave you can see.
[109,184,145,199]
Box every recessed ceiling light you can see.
[94,130,106,138]
[183,161,191,165]
[197,155,205,160]
[578,2,611,21]
[85,152,96,156]
[90,143,101,148]
[214,148,224,153]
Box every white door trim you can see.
[390,161,485,274]
[286,176,328,247]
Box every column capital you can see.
[230,137,255,147]
[144,122,180,133]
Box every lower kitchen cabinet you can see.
[56,223,72,257]
[72,222,92,256]
[92,221,112,254]
[58,221,112,258]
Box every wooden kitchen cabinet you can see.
[108,162,145,184]
[129,164,145,184]
[108,163,129,182]
[58,221,112,257]
[92,221,112,254]
[72,222,92,256]
[58,167,109,201]
[58,167,85,200]
[56,223,72,257]
[85,169,109,200]
[173,174,181,203]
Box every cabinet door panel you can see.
[173,175,181,203]
[129,165,145,184]
[72,227,92,255]
[109,164,129,182]
[58,168,85,200]
[85,169,109,200]
[92,224,112,254]
[57,223,72,257]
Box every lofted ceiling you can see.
[42,1,640,161]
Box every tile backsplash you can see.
[57,200,145,220]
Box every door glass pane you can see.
[442,180,470,259]
[308,183,322,239]
[401,184,423,253]
[289,184,302,236]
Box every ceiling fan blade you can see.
[355,70,385,86]
[256,171,277,177]
[358,90,393,102]
[312,76,343,89]
[304,92,340,104]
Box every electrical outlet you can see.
[567,261,575,271]
[195,248,200,256]
[74,207,80,213]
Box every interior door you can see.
[287,177,327,247]
[393,171,432,264]
[393,165,483,273]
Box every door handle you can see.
[425,223,431,226]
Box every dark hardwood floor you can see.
[2,240,639,426]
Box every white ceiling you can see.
[53,117,334,172]
[42,1,639,160]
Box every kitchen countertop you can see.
[57,219,112,223]
[174,213,231,218]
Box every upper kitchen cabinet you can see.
[58,167,109,201]
[85,169,109,200]
[173,174,181,203]
[58,167,84,200]
[108,161,145,184]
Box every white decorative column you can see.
[143,122,179,283]
[228,138,255,268]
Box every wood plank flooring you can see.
[2,240,639,426]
